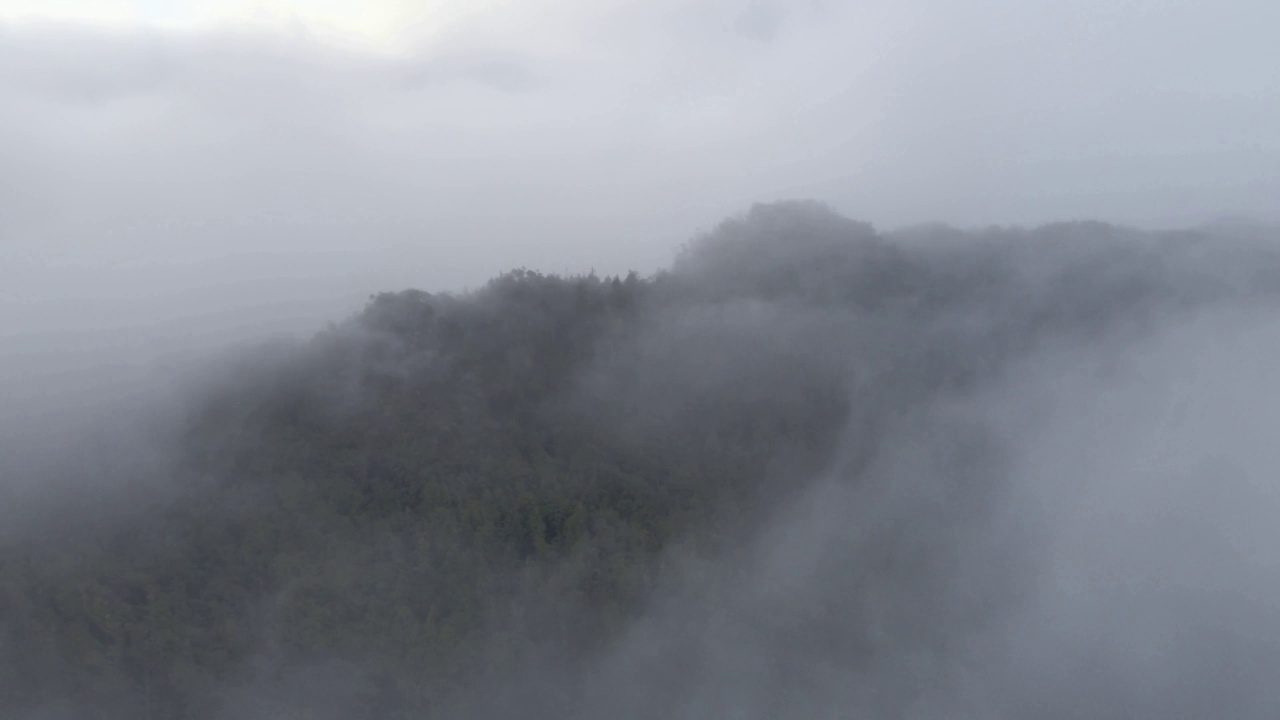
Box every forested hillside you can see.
[3,202,1279,719]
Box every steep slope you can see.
[3,202,1279,719]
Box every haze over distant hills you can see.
[3,1,1279,717]
[5,202,1280,719]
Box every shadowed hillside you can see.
[4,202,1280,719]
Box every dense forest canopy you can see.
[4,202,1280,719]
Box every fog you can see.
[3,1,1280,718]
[571,304,1280,720]
[425,214,1280,720]
[5,0,1279,366]
[7,204,1280,717]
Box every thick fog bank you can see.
[5,203,1280,719]
[424,206,1280,719]
[565,307,1280,720]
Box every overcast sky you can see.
[2,0,1279,407]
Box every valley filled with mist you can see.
[5,202,1280,718]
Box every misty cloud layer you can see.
[567,309,1280,720]
[4,2,1277,448]
[3,1,1280,717]
[5,199,1280,718]
[424,206,1280,720]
